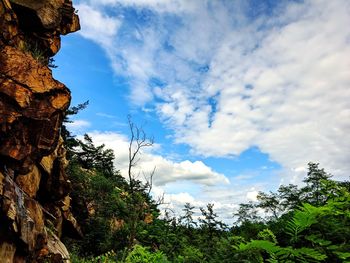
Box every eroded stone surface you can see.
[15,165,41,198]
[0,0,80,261]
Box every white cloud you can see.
[73,0,350,220]
[155,184,264,224]
[152,0,350,182]
[86,131,229,186]
[65,119,91,132]
[74,132,276,223]
[246,190,258,202]
[86,0,198,14]
[96,112,117,119]
[76,3,121,48]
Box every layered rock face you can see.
[0,0,80,262]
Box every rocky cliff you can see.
[0,0,80,262]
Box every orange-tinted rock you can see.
[0,171,4,195]
[20,198,46,251]
[0,0,80,261]
[1,46,67,94]
[0,78,32,107]
[0,241,16,263]
[49,35,61,55]
[40,155,54,175]
[15,165,41,198]
[7,0,80,55]
[10,0,64,29]
[0,45,71,165]
[61,10,80,35]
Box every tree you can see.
[302,162,332,206]
[180,203,197,229]
[278,184,302,211]
[61,101,89,159]
[200,203,226,234]
[75,134,115,177]
[233,201,260,225]
[125,116,156,252]
[127,116,154,195]
[257,191,281,220]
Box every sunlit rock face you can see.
[0,0,80,262]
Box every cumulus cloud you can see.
[156,182,266,223]
[74,0,350,219]
[86,131,229,186]
[73,132,272,223]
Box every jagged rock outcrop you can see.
[0,0,80,262]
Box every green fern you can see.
[237,239,326,262]
[285,203,318,243]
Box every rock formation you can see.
[0,0,80,262]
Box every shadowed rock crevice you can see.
[0,0,80,262]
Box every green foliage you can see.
[180,203,197,229]
[71,251,117,263]
[257,229,277,244]
[62,101,89,159]
[21,38,57,67]
[237,239,327,262]
[174,246,204,263]
[302,162,333,206]
[125,245,170,263]
[285,203,318,243]
[233,201,260,224]
[257,191,281,220]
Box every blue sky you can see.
[54,0,350,222]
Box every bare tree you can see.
[125,116,155,251]
[127,116,154,194]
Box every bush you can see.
[125,245,170,263]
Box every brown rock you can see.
[7,0,80,55]
[0,0,80,261]
[0,46,67,94]
[47,231,70,263]
[61,196,71,212]
[10,0,79,32]
[10,0,66,30]
[61,10,80,35]
[15,165,41,198]
[43,203,63,237]
[48,35,61,55]
[0,241,16,263]
[62,208,83,238]
[0,0,21,46]
[0,171,4,195]
[21,198,46,251]
[0,78,32,107]
[0,46,71,163]
[40,155,54,175]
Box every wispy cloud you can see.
[76,3,121,48]
[76,0,350,184]
[96,112,117,119]
[65,119,91,133]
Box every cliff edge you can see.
[0,0,80,262]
